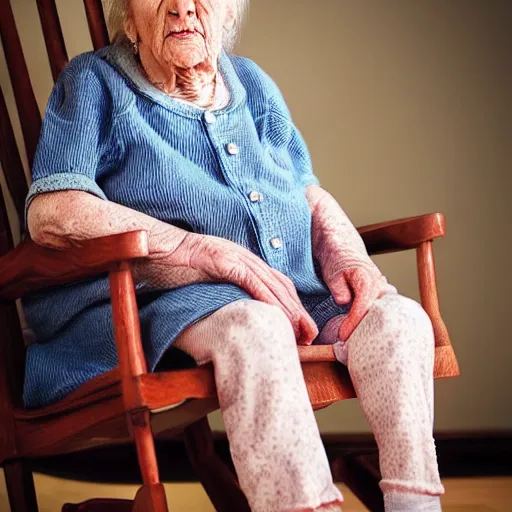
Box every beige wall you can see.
[1,0,511,433]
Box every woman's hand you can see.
[323,256,387,342]
[187,234,319,345]
[306,185,389,342]
[28,191,318,345]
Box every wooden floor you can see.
[0,471,510,511]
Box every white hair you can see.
[103,0,249,51]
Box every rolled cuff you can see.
[300,173,320,188]
[24,172,107,227]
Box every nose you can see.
[168,0,196,19]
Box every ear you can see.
[124,14,138,44]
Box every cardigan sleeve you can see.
[266,95,320,188]
[252,62,320,189]
[25,54,115,222]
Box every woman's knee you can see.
[218,299,296,353]
[174,299,295,364]
[350,294,434,356]
[370,294,434,348]
[387,293,432,330]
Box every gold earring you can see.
[132,40,139,55]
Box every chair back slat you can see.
[0,0,42,168]
[36,0,69,82]
[83,0,110,51]
[0,87,28,227]
[0,172,15,257]
[0,135,26,416]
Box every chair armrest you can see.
[357,213,446,256]
[0,231,149,300]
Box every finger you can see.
[269,269,301,302]
[246,257,306,321]
[296,317,319,346]
[242,259,310,340]
[240,269,303,340]
[269,269,318,344]
[206,241,314,341]
[338,270,373,342]
[254,273,304,339]
[330,274,352,305]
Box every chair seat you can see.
[10,344,458,459]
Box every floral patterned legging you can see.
[174,287,445,512]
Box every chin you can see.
[164,40,209,69]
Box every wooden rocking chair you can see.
[0,1,460,511]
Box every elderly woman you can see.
[23,0,445,511]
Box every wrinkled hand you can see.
[188,234,318,345]
[324,256,387,342]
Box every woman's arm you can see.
[28,190,198,288]
[28,190,318,344]
[306,185,371,272]
[306,185,387,341]
[29,190,188,256]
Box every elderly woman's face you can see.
[127,0,233,69]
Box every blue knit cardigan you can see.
[22,40,347,408]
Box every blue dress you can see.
[23,40,348,408]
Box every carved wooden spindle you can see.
[36,0,69,82]
[109,263,169,511]
[417,241,451,348]
[83,0,110,51]
[0,86,28,226]
[0,0,42,166]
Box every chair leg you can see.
[184,417,251,512]
[129,410,169,512]
[3,460,39,512]
[132,484,168,512]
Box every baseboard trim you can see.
[29,430,512,483]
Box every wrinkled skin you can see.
[307,185,387,342]
[125,0,234,105]
[28,187,382,347]
[26,3,435,510]
[28,191,318,345]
